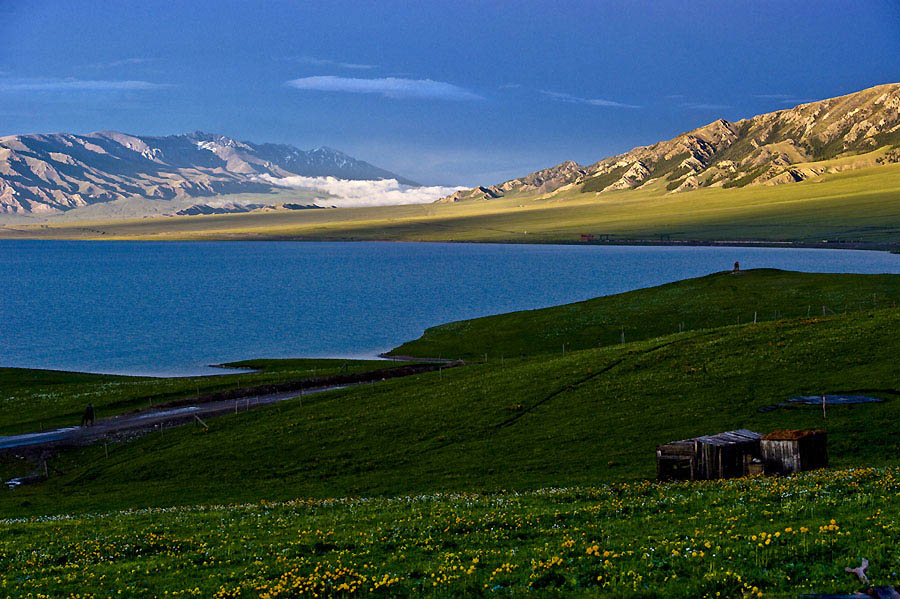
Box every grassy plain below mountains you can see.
[2,161,900,245]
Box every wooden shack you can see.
[657,429,761,481]
[760,430,828,474]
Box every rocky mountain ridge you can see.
[0,130,415,214]
[441,83,900,202]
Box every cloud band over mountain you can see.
[259,174,465,207]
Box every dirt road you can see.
[0,361,459,453]
[0,384,344,452]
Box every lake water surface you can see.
[3,241,899,376]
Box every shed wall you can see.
[761,440,799,475]
[761,433,828,474]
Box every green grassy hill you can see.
[4,270,900,598]
[391,269,900,359]
[4,294,900,517]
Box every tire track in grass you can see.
[491,337,695,430]
[417,333,715,456]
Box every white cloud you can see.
[288,56,377,70]
[90,58,154,69]
[0,77,171,92]
[540,89,639,108]
[679,102,732,110]
[285,75,483,101]
[753,93,814,106]
[259,174,464,207]
[753,93,796,100]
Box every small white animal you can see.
[845,558,869,584]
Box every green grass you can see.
[5,303,900,517]
[580,164,628,193]
[1,468,897,598]
[0,358,409,436]
[5,271,900,597]
[391,269,900,359]
[722,166,769,189]
[2,161,900,244]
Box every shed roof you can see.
[660,429,761,449]
[762,429,826,441]
[695,429,761,446]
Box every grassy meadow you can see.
[2,161,900,244]
[4,270,900,597]
[3,467,898,598]
[4,275,900,516]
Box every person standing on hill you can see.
[733,261,740,273]
[81,403,95,427]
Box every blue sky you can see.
[1,0,898,185]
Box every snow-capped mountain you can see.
[0,130,417,214]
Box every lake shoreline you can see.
[3,225,900,253]
[6,241,900,376]
[263,237,900,253]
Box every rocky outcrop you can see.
[438,160,587,202]
[439,82,900,202]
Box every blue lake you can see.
[2,240,899,376]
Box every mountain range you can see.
[3,83,899,218]
[441,83,900,202]
[0,130,415,215]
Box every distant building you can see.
[760,430,828,474]
[657,429,762,481]
[657,428,828,480]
